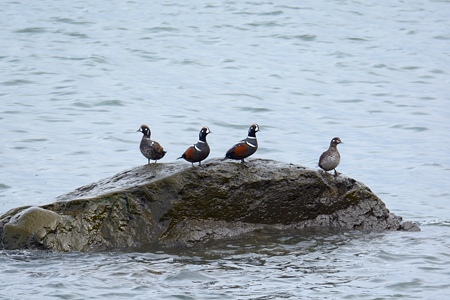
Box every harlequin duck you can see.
[137,124,166,164]
[177,126,211,167]
[318,137,343,176]
[225,124,259,164]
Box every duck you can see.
[178,126,211,167]
[318,137,343,176]
[224,124,259,164]
[137,124,166,164]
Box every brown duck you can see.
[318,137,342,176]
[137,124,166,164]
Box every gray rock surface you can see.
[0,159,419,252]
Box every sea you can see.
[1,0,449,299]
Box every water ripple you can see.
[0,183,11,190]
[1,79,34,86]
[49,17,95,26]
[14,27,48,34]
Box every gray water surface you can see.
[1,0,449,299]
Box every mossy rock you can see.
[0,159,419,252]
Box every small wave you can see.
[260,11,284,16]
[0,184,11,190]
[14,27,47,34]
[1,79,34,86]
[274,34,317,41]
[221,93,264,101]
[17,138,49,143]
[237,106,273,113]
[50,17,95,26]
[335,99,365,103]
[245,21,281,27]
[433,35,450,40]
[389,124,429,132]
[144,26,179,33]
[64,32,90,39]
[419,220,450,227]
[94,100,125,107]
[346,37,370,42]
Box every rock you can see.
[0,159,419,252]
[1,207,61,250]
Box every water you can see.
[1,228,450,299]
[1,0,449,298]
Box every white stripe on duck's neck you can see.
[246,140,256,147]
